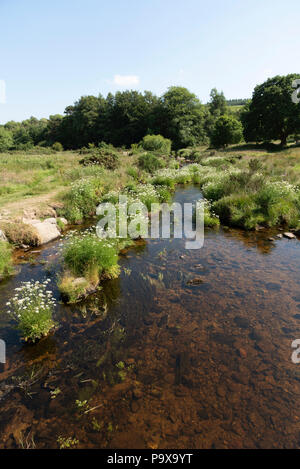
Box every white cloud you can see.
[113,75,140,87]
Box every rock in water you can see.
[23,219,60,245]
[283,232,296,239]
[186,277,204,286]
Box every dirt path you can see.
[0,188,65,221]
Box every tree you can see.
[242,74,300,146]
[0,127,13,152]
[209,88,227,116]
[105,90,158,147]
[210,115,243,148]
[160,86,206,149]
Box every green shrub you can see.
[0,241,13,278]
[62,178,103,223]
[138,153,164,173]
[213,193,263,229]
[210,115,243,148]
[151,175,175,188]
[7,280,56,342]
[255,181,299,227]
[140,135,171,155]
[52,142,63,152]
[156,186,172,202]
[201,156,236,167]
[79,146,119,170]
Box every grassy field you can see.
[0,149,135,219]
[1,143,300,223]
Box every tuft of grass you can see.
[58,273,90,304]
[0,241,13,278]
[1,222,40,246]
[59,233,124,303]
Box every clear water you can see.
[0,186,300,449]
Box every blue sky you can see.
[0,0,299,123]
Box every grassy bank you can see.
[1,143,300,246]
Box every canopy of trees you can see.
[242,74,300,145]
[1,75,299,152]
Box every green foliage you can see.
[58,275,89,303]
[242,74,300,145]
[52,142,63,151]
[160,86,207,149]
[209,88,227,117]
[79,145,119,170]
[177,148,202,161]
[0,127,14,152]
[140,134,171,155]
[203,201,220,227]
[62,177,102,223]
[0,242,13,278]
[126,166,139,180]
[210,115,243,148]
[213,193,262,229]
[7,280,56,342]
[138,153,164,173]
[62,234,119,280]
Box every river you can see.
[0,186,300,448]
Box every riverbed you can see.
[0,186,300,449]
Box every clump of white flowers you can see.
[7,279,56,342]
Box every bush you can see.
[0,241,13,278]
[138,153,164,173]
[52,142,63,152]
[1,222,40,246]
[140,135,171,155]
[6,280,56,342]
[255,181,299,227]
[213,193,263,229]
[79,146,119,170]
[151,175,175,188]
[62,177,103,223]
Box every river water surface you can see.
[0,186,300,449]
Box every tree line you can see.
[0,74,300,152]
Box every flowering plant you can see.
[7,280,56,342]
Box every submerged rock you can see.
[186,277,204,286]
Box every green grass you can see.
[0,150,80,205]
[0,241,13,278]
